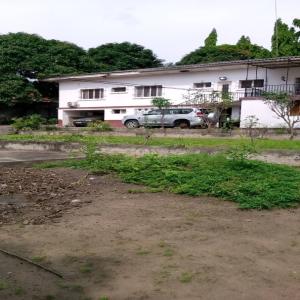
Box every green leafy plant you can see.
[12,114,46,132]
[226,143,257,163]
[88,120,113,132]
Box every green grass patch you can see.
[0,280,8,291]
[79,262,93,274]
[36,152,300,209]
[2,133,300,151]
[179,272,193,283]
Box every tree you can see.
[236,36,271,58]
[204,29,217,48]
[88,42,163,71]
[271,19,299,56]
[178,44,251,65]
[263,92,300,139]
[294,18,300,38]
[0,32,99,107]
[182,89,234,128]
[151,97,171,129]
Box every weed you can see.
[14,287,25,296]
[163,249,174,257]
[0,280,8,290]
[88,120,113,132]
[99,297,109,300]
[79,262,93,274]
[31,256,47,263]
[127,188,147,194]
[45,295,56,300]
[137,249,151,256]
[179,272,193,283]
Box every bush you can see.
[12,114,46,132]
[226,143,257,163]
[46,118,58,125]
[88,120,113,132]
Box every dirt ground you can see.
[0,166,299,300]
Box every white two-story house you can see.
[45,56,300,128]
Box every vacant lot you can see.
[0,166,299,300]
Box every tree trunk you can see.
[289,126,294,140]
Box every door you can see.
[219,82,231,100]
[141,110,162,126]
[222,84,229,93]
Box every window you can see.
[194,82,212,88]
[112,109,126,114]
[240,80,264,88]
[135,85,162,97]
[253,80,264,88]
[170,109,193,114]
[111,87,126,93]
[81,89,104,100]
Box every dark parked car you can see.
[73,116,103,127]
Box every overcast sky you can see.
[0,0,298,62]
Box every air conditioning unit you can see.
[67,101,79,108]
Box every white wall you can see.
[240,99,300,128]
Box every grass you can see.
[31,256,47,263]
[163,249,174,257]
[14,287,25,296]
[0,280,8,291]
[37,151,300,209]
[136,249,151,256]
[2,133,300,151]
[79,262,93,274]
[179,272,193,283]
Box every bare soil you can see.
[0,166,299,300]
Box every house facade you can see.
[45,56,300,128]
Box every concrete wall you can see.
[240,99,300,128]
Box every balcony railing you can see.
[263,84,300,95]
[181,84,300,106]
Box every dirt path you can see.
[0,167,299,300]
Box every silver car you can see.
[122,108,208,128]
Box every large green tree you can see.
[0,32,99,106]
[88,42,163,71]
[204,28,217,48]
[178,29,271,65]
[271,19,299,56]
[236,35,271,58]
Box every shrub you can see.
[12,114,46,132]
[47,118,58,125]
[88,120,113,132]
[226,143,257,163]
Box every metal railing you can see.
[263,84,300,95]
[180,84,300,106]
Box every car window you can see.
[145,110,161,115]
[171,109,193,114]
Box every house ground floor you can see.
[58,98,300,129]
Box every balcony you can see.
[181,84,300,106]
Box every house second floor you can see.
[45,56,300,109]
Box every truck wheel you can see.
[125,120,139,128]
[175,120,190,129]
